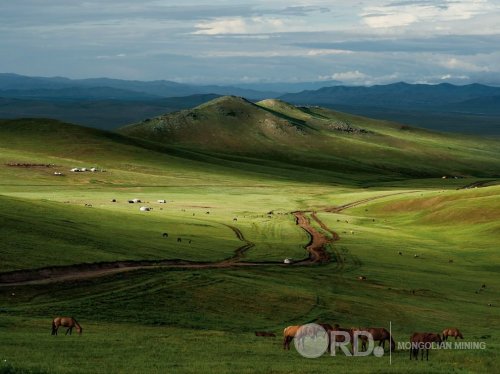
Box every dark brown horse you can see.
[327,324,356,354]
[410,332,441,361]
[442,328,463,341]
[52,317,82,336]
[358,327,395,352]
[255,331,276,337]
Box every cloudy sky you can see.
[1,0,500,85]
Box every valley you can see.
[0,99,499,373]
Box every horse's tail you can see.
[51,320,56,335]
[390,335,396,351]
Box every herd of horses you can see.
[51,316,463,361]
[283,323,464,361]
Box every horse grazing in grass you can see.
[52,317,82,336]
[283,325,301,350]
[359,327,395,352]
[284,324,328,351]
[410,332,441,361]
[328,324,356,354]
[442,328,463,341]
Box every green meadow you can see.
[0,102,499,374]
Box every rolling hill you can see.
[120,96,500,180]
[0,101,499,373]
[279,82,500,135]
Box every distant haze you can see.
[1,1,500,86]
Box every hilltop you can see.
[120,96,500,180]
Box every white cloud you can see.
[200,48,352,58]
[440,74,470,80]
[362,0,495,30]
[306,49,353,56]
[319,70,368,83]
[439,57,490,72]
[193,17,286,35]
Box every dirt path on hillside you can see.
[291,211,331,264]
[458,180,496,190]
[0,192,416,286]
[220,224,255,263]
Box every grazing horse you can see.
[283,324,327,351]
[52,317,82,336]
[328,324,355,354]
[283,325,301,350]
[162,232,168,238]
[255,331,276,337]
[177,238,182,243]
[410,332,441,361]
[442,328,463,341]
[359,328,395,352]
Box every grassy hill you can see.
[0,108,499,373]
[120,96,500,179]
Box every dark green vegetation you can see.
[0,102,499,373]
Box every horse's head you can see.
[77,326,83,335]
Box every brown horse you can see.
[358,327,395,352]
[410,332,441,361]
[52,317,82,336]
[327,324,356,354]
[283,325,300,350]
[442,328,463,341]
[283,324,327,350]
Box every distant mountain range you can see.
[0,73,278,100]
[0,94,220,131]
[279,82,500,112]
[1,74,499,135]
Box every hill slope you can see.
[120,97,500,179]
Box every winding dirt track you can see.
[458,180,496,190]
[0,191,417,286]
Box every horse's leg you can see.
[426,349,429,361]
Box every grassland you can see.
[0,113,499,373]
